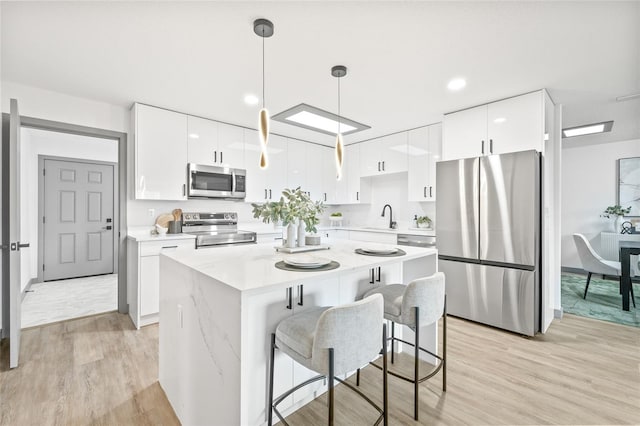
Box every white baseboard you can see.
[21,278,38,302]
[554,308,563,319]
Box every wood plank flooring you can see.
[1,312,638,425]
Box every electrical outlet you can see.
[148,208,155,218]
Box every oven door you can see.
[188,164,246,199]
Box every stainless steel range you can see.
[181,212,257,248]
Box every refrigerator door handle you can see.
[490,139,493,154]
[481,140,485,155]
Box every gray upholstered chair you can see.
[573,233,636,306]
[268,294,388,426]
[361,272,446,421]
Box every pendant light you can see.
[254,18,274,169]
[332,65,347,180]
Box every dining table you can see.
[619,240,640,311]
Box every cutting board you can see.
[155,214,174,228]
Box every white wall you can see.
[20,128,118,291]
[562,138,640,269]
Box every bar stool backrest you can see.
[312,294,384,376]
[401,272,445,328]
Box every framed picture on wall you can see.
[619,157,640,217]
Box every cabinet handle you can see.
[376,266,381,282]
[269,189,272,199]
[297,285,304,306]
[430,186,433,198]
[356,191,359,201]
[382,161,385,171]
[286,287,292,310]
[481,140,485,155]
[220,151,223,163]
[214,150,217,163]
[378,161,381,172]
[265,189,268,199]
[369,268,375,284]
[161,245,178,250]
[489,139,493,154]
[182,184,186,197]
[324,193,327,202]
[424,186,427,198]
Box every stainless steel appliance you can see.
[436,150,540,335]
[181,212,257,248]
[187,163,246,199]
[397,233,436,248]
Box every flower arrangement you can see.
[601,205,631,218]
[251,187,326,233]
[416,215,432,228]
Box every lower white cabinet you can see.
[339,263,401,303]
[127,237,195,328]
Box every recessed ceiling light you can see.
[493,117,506,124]
[562,121,614,138]
[244,94,259,105]
[447,78,466,91]
[272,103,370,136]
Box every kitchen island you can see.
[158,239,438,426]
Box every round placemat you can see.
[275,260,340,272]
[355,248,406,257]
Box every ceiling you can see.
[2,1,639,147]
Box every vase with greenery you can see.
[601,205,631,233]
[252,187,326,247]
[416,215,432,229]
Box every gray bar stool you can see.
[268,294,388,426]
[362,272,446,421]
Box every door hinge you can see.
[43,264,45,271]
[43,216,45,224]
[43,168,46,176]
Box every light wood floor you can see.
[1,312,639,425]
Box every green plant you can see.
[601,205,631,218]
[416,215,432,225]
[251,187,326,233]
[330,212,342,217]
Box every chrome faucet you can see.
[381,204,395,229]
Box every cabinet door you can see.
[487,91,543,155]
[321,147,338,205]
[442,105,487,161]
[243,129,269,203]
[407,127,429,202]
[378,132,407,174]
[187,115,218,166]
[305,144,325,203]
[427,123,442,200]
[217,122,245,168]
[292,278,340,404]
[243,288,294,425]
[346,144,361,203]
[135,104,188,200]
[139,255,159,316]
[267,135,289,200]
[287,139,307,192]
[359,139,380,177]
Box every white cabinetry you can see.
[334,144,369,204]
[187,118,245,168]
[306,144,326,203]
[321,147,337,204]
[217,122,245,167]
[134,103,188,200]
[339,263,401,303]
[127,237,195,329]
[408,123,441,201]
[245,131,288,202]
[443,90,544,161]
[360,133,408,176]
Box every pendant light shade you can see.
[332,65,347,180]
[254,18,274,169]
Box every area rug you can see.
[561,273,640,328]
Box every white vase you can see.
[286,223,296,248]
[297,220,306,247]
[615,216,624,234]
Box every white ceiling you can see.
[2,1,639,147]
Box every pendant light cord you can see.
[262,28,265,109]
[337,76,341,134]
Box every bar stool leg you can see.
[390,321,395,365]
[356,368,360,386]
[382,323,388,426]
[414,307,420,421]
[328,348,334,426]
[268,333,276,426]
[443,296,447,392]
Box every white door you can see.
[43,159,114,281]
[8,99,24,368]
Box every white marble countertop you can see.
[127,227,196,242]
[162,239,437,294]
[237,223,436,237]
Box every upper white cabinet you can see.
[333,143,370,205]
[321,147,338,204]
[360,133,408,176]
[187,118,245,167]
[134,103,188,200]
[287,139,307,191]
[443,90,544,160]
[245,131,288,202]
[408,123,442,202]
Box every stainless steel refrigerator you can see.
[436,150,540,336]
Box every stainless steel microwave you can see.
[187,163,246,200]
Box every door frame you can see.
[3,114,128,315]
[37,155,119,283]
